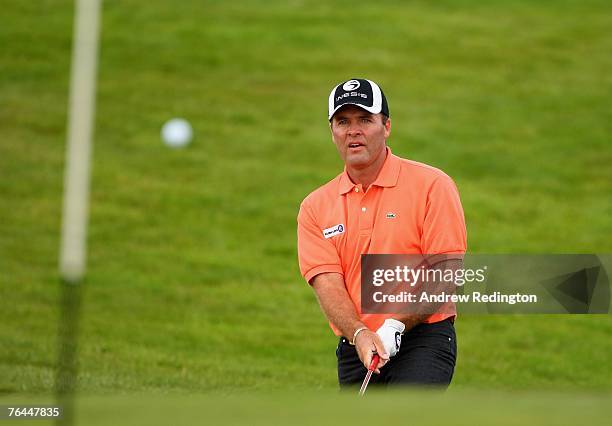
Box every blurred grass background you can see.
[1,0,611,400]
[2,390,612,426]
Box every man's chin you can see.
[345,154,370,168]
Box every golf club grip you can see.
[369,354,380,371]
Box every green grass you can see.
[1,390,611,426]
[1,0,611,404]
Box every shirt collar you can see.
[338,147,401,195]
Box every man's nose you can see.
[347,122,363,135]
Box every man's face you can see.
[330,105,391,169]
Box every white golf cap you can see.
[328,78,389,121]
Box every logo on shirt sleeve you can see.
[323,223,345,239]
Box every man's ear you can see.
[384,117,391,138]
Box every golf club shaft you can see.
[358,354,380,396]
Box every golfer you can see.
[297,78,467,388]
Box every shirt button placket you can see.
[358,189,373,235]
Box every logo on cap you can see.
[342,80,360,91]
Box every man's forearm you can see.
[311,272,393,370]
[311,272,366,339]
[392,258,464,332]
[392,314,429,332]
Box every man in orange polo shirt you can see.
[297,78,467,388]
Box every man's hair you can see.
[381,115,389,125]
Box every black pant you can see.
[337,318,457,389]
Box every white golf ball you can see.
[161,118,193,148]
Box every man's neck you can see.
[346,148,388,191]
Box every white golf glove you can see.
[376,319,405,357]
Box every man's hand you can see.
[376,318,406,358]
[354,329,389,374]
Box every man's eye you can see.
[361,118,371,123]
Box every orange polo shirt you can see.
[297,148,467,336]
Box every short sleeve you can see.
[421,176,467,258]
[297,201,343,284]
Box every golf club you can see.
[358,354,380,396]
